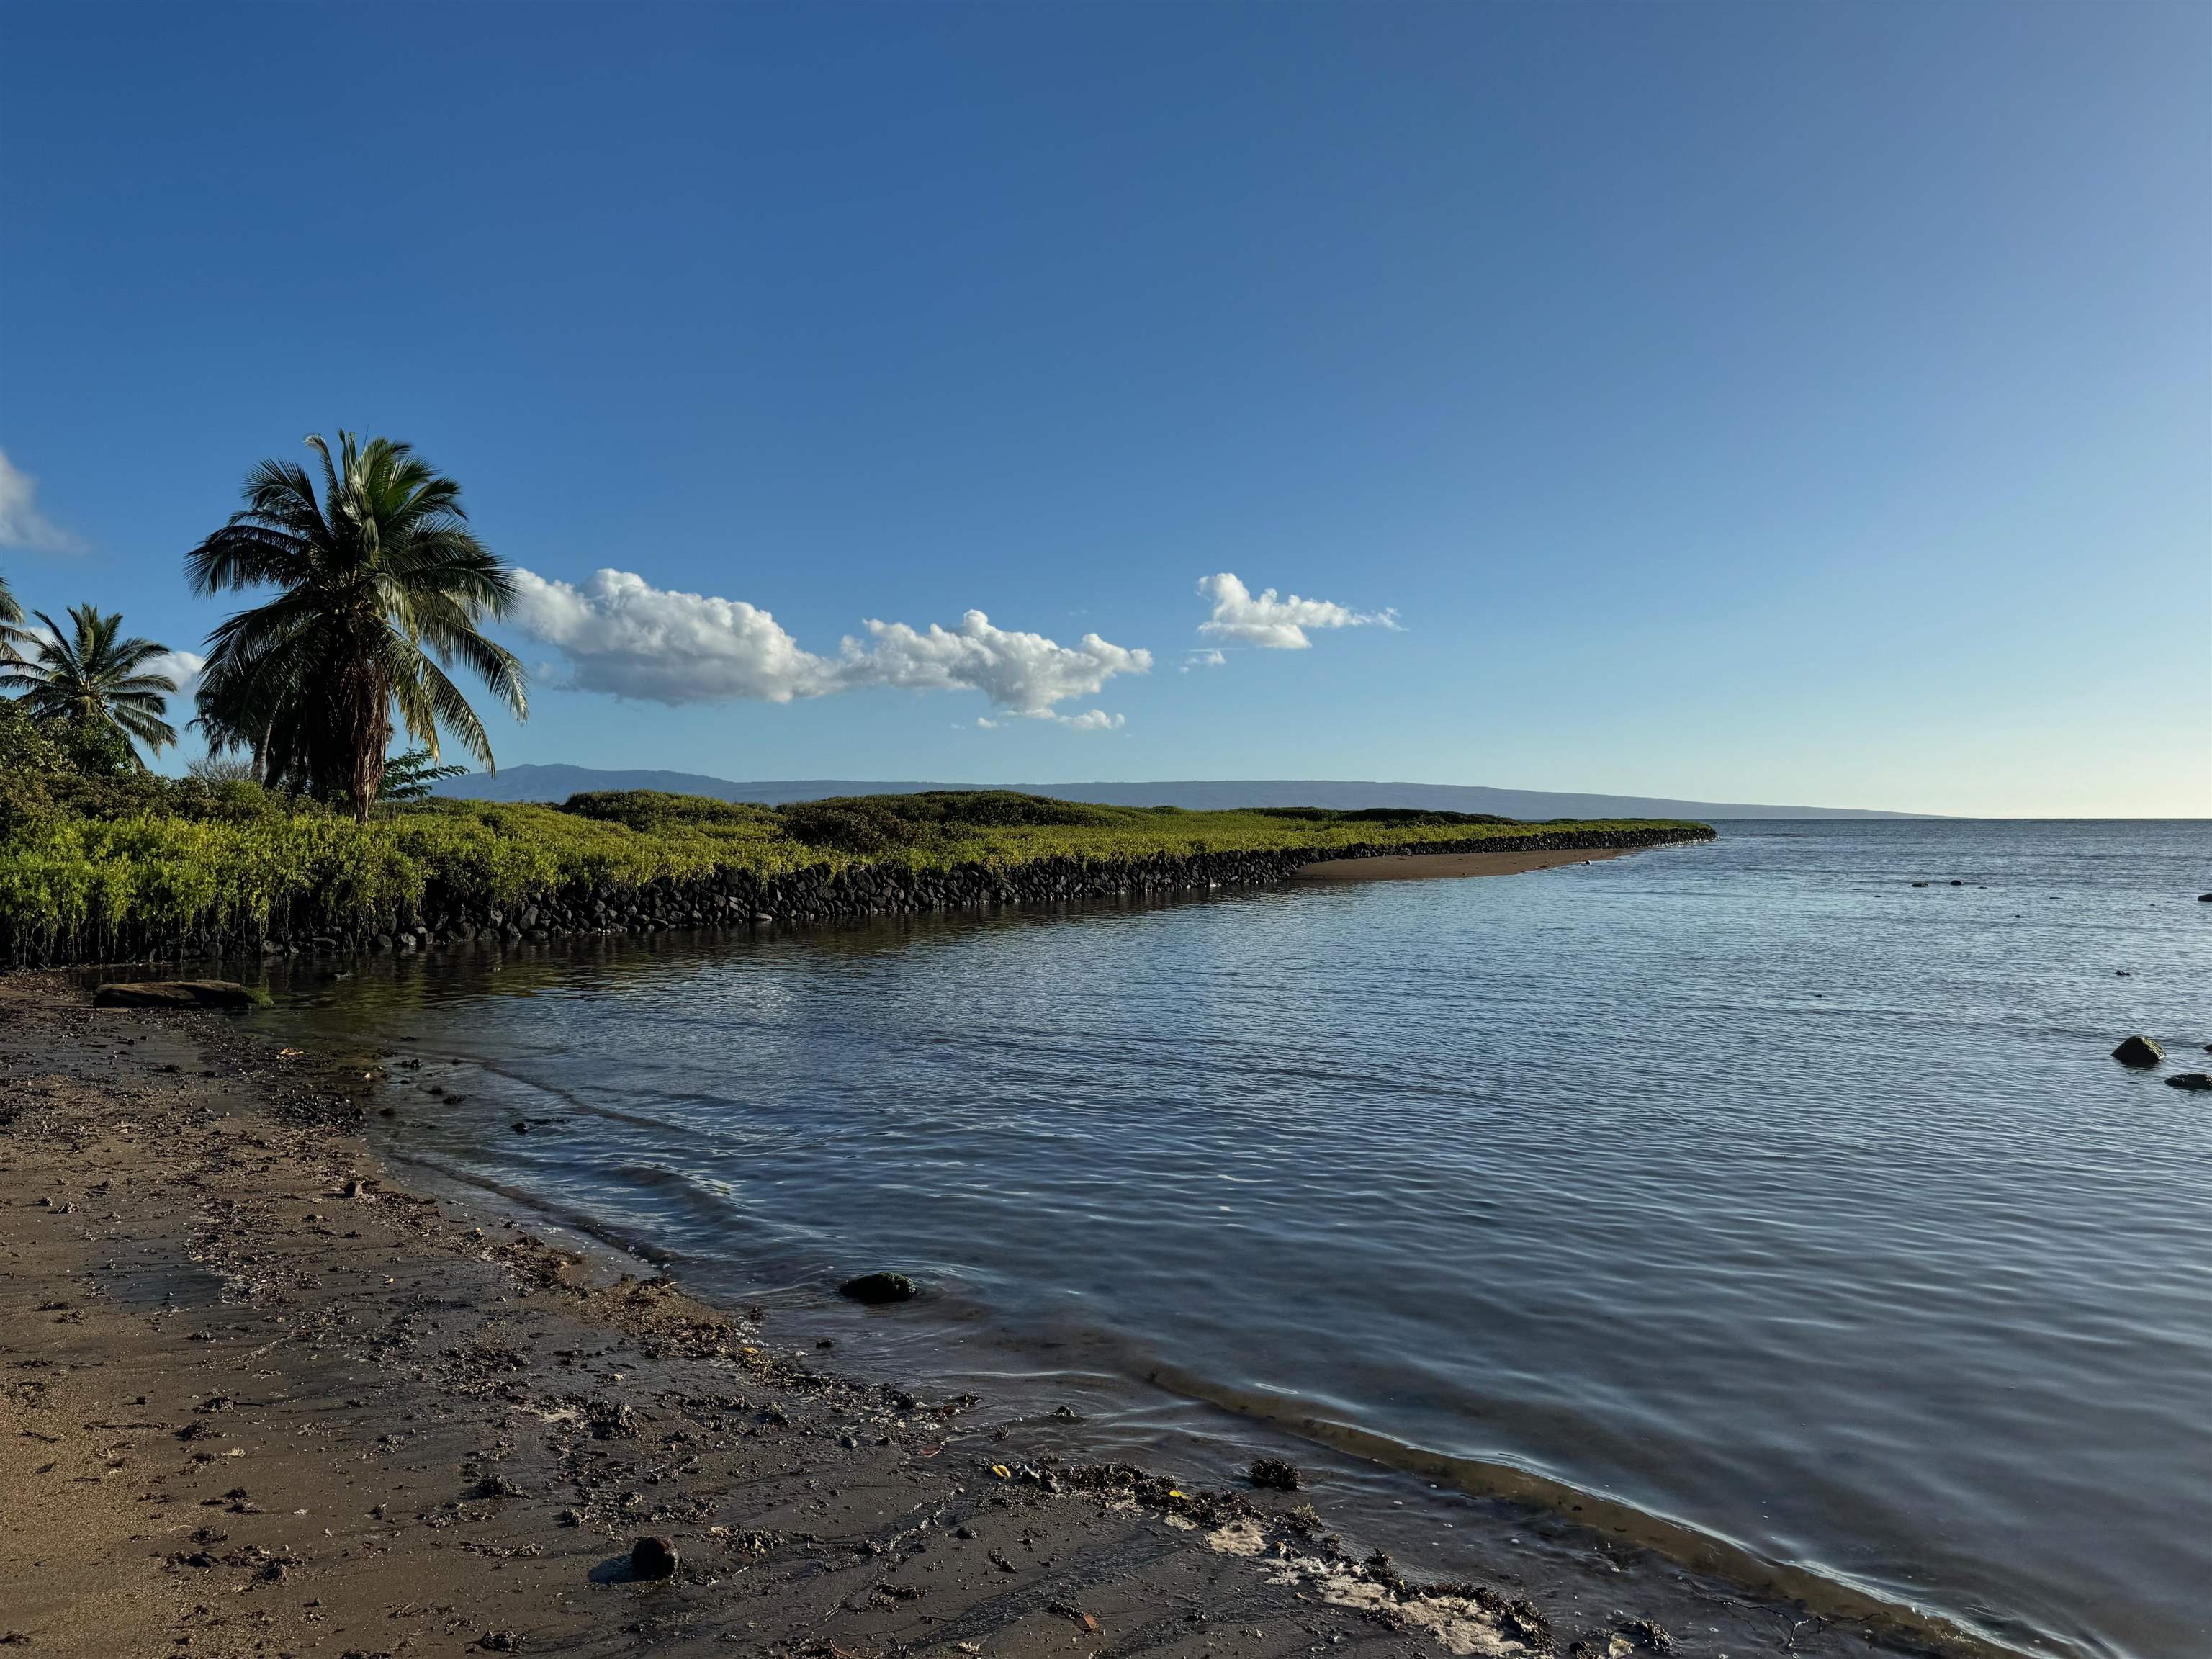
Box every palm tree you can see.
[0,568,27,662]
[0,603,180,765]
[186,431,528,821]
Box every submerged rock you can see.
[2112,1035,2164,1068]
[93,980,263,1010]
[629,1534,680,1579]
[2166,1073,2212,1092]
[838,1272,920,1305]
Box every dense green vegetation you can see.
[0,763,1705,962]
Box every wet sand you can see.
[2,972,1975,1659]
[1294,848,1637,882]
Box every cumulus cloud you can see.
[145,649,206,701]
[1051,708,1124,730]
[510,569,836,704]
[1180,649,1227,673]
[0,449,84,554]
[1196,572,1396,649]
[840,612,1148,717]
[509,567,1148,728]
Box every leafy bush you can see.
[562,790,781,834]
[775,797,931,854]
[378,748,471,801]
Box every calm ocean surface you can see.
[263,820,2212,1659]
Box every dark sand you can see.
[2,973,1975,1659]
[1292,848,1637,883]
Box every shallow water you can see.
[263,820,2212,1659]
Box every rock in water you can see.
[2111,1035,2164,1068]
[92,980,262,1010]
[2166,1073,2212,1092]
[839,1272,920,1305]
[629,1535,680,1579]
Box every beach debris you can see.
[1249,1457,1303,1491]
[2111,1035,2164,1068]
[2165,1074,2212,1092]
[1047,1601,1100,1632]
[92,979,263,1010]
[629,1534,680,1580]
[838,1271,919,1305]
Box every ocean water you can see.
[262,820,2212,1659]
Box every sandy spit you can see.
[1292,848,1641,883]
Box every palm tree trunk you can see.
[337,656,391,823]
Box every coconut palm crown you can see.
[186,431,528,820]
[0,568,27,661]
[0,603,180,764]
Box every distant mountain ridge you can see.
[431,764,1928,820]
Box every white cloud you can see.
[0,449,83,554]
[1181,648,1228,673]
[1196,572,1396,649]
[509,567,1148,728]
[145,649,205,701]
[840,612,1148,717]
[509,568,837,703]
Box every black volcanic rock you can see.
[839,1272,919,1305]
[2112,1035,2164,1068]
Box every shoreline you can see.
[3,972,1999,1659]
[1290,847,1640,882]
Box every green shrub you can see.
[560,789,781,833]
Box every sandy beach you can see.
[1,973,1978,1659]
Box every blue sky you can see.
[2,2,2205,816]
